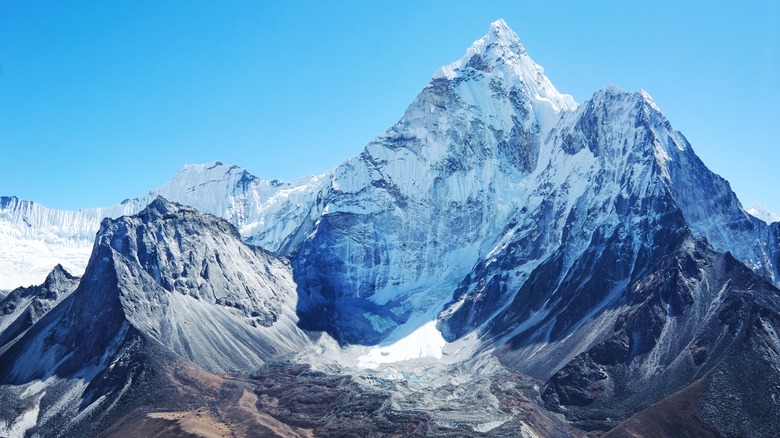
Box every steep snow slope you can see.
[438,85,684,342]
[438,82,778,344]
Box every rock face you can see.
[539,235,780,432]
[0,264,80,353]
[86,197,309,373]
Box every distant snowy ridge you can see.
[0,197,134,290]
[748,202,780,224]
[0,162,327,290]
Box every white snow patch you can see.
[357,321,446,368]
[0,393,42,438]
[472,418,510,433]
[20,381,46,398]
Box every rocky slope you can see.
[538,235,780,433]
[0,264,80,354]
[0,197,581,438]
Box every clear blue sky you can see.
[1,1,778,213]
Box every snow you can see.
[747,202,780,224]
[433,19,576,127]
[0,161,328,289]
[0,205,93,289]
[19,381,46,399]
[0,394,41,438]
[472,419,510,433]
[357,321,446,368]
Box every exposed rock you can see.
[0,263,80,352]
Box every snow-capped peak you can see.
[486,18,525,51]
[432,19,576,114]
[170,160,255,185]
[592,84,656,106]
[433,18,528,80]
[747,202,780,224]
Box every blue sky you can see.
[1,1,778,213]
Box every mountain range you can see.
[2,19,779,437]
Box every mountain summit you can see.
[434,19,576,126]
[747,201,780,224]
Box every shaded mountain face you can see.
[538,235,780,433]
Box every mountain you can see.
[2,18,780,437]
[292,20,779,348]
[0,198,310,437]
[292,18,577,344]
[748,201,780,224]
[0,162,324,290]
[0,264,80,354]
